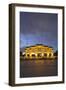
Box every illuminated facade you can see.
[21,44,56,59]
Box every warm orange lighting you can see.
[21,44,56,60]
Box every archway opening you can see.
[27,54,30,57]
[44,53,47,57]
[49,53,52,57]
[37,53,42,57]
[32,54,36,58]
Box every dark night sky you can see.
[20,12,58,50]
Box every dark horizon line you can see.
[20,44,58,51]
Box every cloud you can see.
[20,12,58,50]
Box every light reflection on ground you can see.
[20,59,58,78]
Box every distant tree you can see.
[54,50,58,56]
[20,51,22,56]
